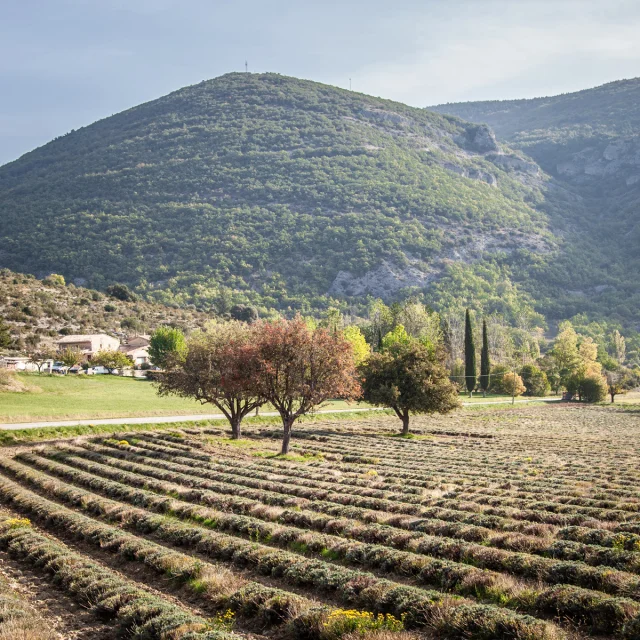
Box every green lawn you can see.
[0,373,558,424]
[0,374,371,423]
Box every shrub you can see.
[106,283,137,302]
[581,374,608,403]
[520,365,550,397]
[43,274,65,286]
[491,367,526,396]
[321,610,403,639]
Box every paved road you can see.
[0,398,559,431]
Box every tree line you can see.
[149,299,639,454]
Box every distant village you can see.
[0,333,151,374]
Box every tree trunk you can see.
[401,413,410,436]
[281,418,294,454]
[610,391,615,403]
[230,416,241,440]
[482,390,486,398]
[469,390,473,398]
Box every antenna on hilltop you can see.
[245,60,248,73]
[349,78,352,91]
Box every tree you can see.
[92,350,132,374]
[501,372,526,397]
[580,374,608,403]
[464,309,476,397]
[28,348,56,374]
[342,325,370,366]
[479,319,490,397]
[610,330,626,365]
[538,354,561,395]
[396,301,442,347]
[158,322,264,439]
[606,371,625,404]
[0,317,11,350]
[550,322,580,389]
[254,317,360,454]
[520,364,550,397]
[489,365,525,396]
[230,304,259,323]
[360,341,460,435]
[58,347,83,369]
[381,324,411,351]
[106,283,137,302]
[149,326,187,369]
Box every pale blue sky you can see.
[2,0,640,165]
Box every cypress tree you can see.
[464,309,476,397]
[480,318,490,397]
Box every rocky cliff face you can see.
[427,78,640,326]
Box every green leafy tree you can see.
[580,373,608,403]
[464,309,476,397]
[359,342,460,436]
[520,364,550,397]
[149,326,187,369]
[57,347,82,368]
[479,319,490,397]
[550,322,581,389]
[342,325,370,366]
[92,349,132,374]
[381,324,411,351]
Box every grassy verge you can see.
[0,409,394,447]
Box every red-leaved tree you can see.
[157,322,264,439]
[254,317,361,454]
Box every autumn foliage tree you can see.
[254,317,361,454]
[157,322,263,439]
[359,341,460,436]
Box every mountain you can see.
[429,79,640,327]
[0,72,635,326]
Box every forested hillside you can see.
[0,72,636,327]
[429,78,640,328]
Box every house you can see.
[57,334,120,359]
[119,335,151,366]
[0,356,31,371]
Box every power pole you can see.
[349,78,352,91]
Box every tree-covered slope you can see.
[429,78,640,329]
[0,72,559,320]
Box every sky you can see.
[2,0,640,166]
